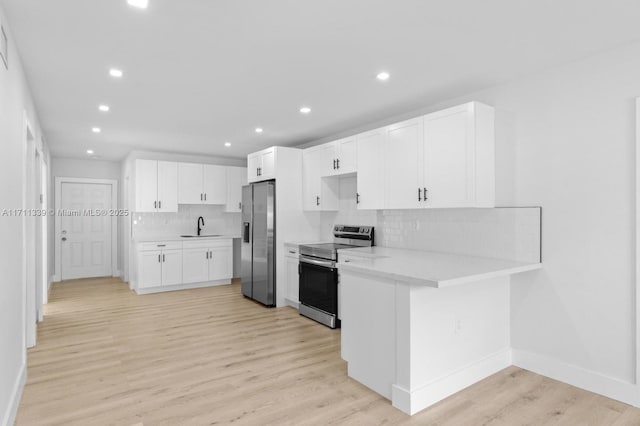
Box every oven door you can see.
[299,256,338,315]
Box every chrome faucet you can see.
[197,216,205,236]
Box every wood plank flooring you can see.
[16,277,640,425]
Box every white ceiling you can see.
[3,0,640,160]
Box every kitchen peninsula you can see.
[338,247,542,415]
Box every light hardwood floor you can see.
[16,277,640,425]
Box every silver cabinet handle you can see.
[204,193,207,201]
[424,188,428,201]
[158,200,162,209]
[418,188,422,202]
[162,254,165,262]
[154,201,157,209]
[336,158,340,169]
[158,254,161,263]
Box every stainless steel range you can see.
[298,225,374,328]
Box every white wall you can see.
[0,5,47,425]
[51,157,121,181]
[309,41,640,399]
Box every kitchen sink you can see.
[180,234,222,238]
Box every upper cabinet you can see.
[356,128,385,210]
[331,137,357,175]
[383,102,494,209]
[300,101,495,211]
[421,103,494,207]
[135,160,178,213]
[225,167,248,213]
[248,147,276,182]
[302,147,339,211]
[178,163,226,205]
[383,117,424,209]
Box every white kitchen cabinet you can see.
[225,167,247,213]
[137,242,182,288]
[209,245,232,280]
[203,165,227,204]
[383,117,423,209]
[178,163,227,205]
[381,102,495,209]
[356,129,385,210]
[248,147,276,182]
[135,160,178,213]
[285,246,299,306]
[302,147,339,211]
[182,247,210,284]
[137,250,163,289]
[182,239,233,284]
[331,137,357,175]
[421,102,495,207]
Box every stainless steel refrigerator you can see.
[241,181,276,306]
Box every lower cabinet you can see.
[285,246,299,306]
[137,242,183,289]
[182,239,233,284]
[136,239,232,293]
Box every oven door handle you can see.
[300,257,336,269]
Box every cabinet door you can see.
[247,154,261,183]
[182,248,210,284]
[161,249,183,286]
[225,167,247,212]
[260,148,276,178]
[423,109,473,207]
[209,246,232,281]
[316,143,337,177]
[302,149,322,211]
[203,165,227,204]
[157,161,178,212]
[178,163,204,204]
[286,256,299,304]
[335,137,357,174]
[138,250,162,288]
[356,129,385,210]
[135,160,158,212]
[384,118,423,209]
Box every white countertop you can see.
[134,235,240,243]
[337,246,541,288]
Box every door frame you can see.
[22,114,37,348]
[53,177,118,282]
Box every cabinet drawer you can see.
[285,246,299,257]
[138,241,182,251]
[182,238,232,249]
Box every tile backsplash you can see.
[320,176,541,263]
[132,204,241,241]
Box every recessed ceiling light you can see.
[86,149,94,155]
[99,105,110,112]
[109,68,123,78]
[255,128,263,133]
[224,142,231,147]
[127,0,149,9]
[299,107,311,114]
[376,71,390,81]
[92,127,101,133]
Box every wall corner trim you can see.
[512,349,640,407]
[2,361,26,426]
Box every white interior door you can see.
[60,183,112,280]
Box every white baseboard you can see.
[113,270,121,278]
[2,362,26,426]
[284,298,300,309]
[52,274,60,283]
[392,348,512,415]
[134,279,232,295]
[512,349,639,407]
